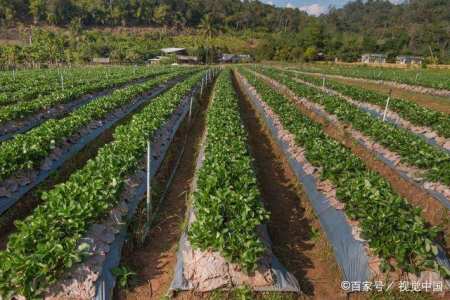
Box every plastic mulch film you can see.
[169,89,301,294]
[239,74,450,289]
[238,77,372,283]
[0,73,168,142]
[92,80,204,300]
[260,71,450,211]
[356,106,450,155]
[0,77,183,216]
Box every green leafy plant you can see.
[189,70,269,272]
[239,68,449,279]
[0,65,180,123]
[111,265,136,288]
[0,70,208,298]
[0,68,194,181]
[295,64,450,91]
[285,69,450,138]
[255,66,450,186]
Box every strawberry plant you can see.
[0,69,194,181]
[0,70,208,298]
[254,67,450,186]
[239,68,449,279]
[285,69,450,138]
[189,70,269,272]
[0,67,133,106]
[0,66,181,123]
[295,64,450,91]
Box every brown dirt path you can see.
[251,71,449,231]
[233,73,345,300]
[116,84,212,300]
[305,72,450,114]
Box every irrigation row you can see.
[236,69,450,288]
[0,68,177,142]
[289,69,450,98]
[249,68,450,211]
[0,72,191,217]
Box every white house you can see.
[361,53,387,64]
[396,55,423,65]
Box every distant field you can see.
[289,63,450,90]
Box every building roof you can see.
[161,48,186,54]
[362,53,386,58]
[92,57,110,63]
[221,54,237,60]
[176,55,199,61]
[396,55,423,59]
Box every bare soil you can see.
[116,81,213,300]
[307,73,450,114]
[253,73,450,256]
[233,73,344,300]
[0,81,174,250]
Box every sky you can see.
[261,0,404,16]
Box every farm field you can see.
[0,64,449,300]
[288,64,450,92]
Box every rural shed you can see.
[147,56,171,65]
[396,55,423,65]
[92,57,110,64]
[220,53,239,63]
[161,48,188,55]
[361,53,386,64]
[176,55,199,64]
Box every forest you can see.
[0,0,449,65]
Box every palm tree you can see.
[198,14,216,39]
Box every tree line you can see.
[0,0,448,65]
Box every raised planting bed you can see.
[290,65,450,96]
[249,68,450,212]
[0,70,210,299]
[236,69,450,289]
[254,67,450,188]
[0,66,183,135]
[0,67,138,106]
[47,69,218,300]
[171,70,301,293]
[0,70,195,217]
[282,68,450,142]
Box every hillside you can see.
[0,0,449,65]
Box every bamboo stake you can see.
[383,89,392,122]
[146,141,152,224]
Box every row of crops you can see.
[294,64,450,90]
[189,70,269,272]
[238,67,448,277]
[0,66,178,125]
[0,71,187,181]
[285,69,450,138]
[0,64,448,298]
[0,67,144,106]
[254,67,450,187]
[0,65,210,297]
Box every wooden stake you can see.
[60,72,64,91]
[383,89,392,122]
[146,141,152,224]
[189,96,193,124]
